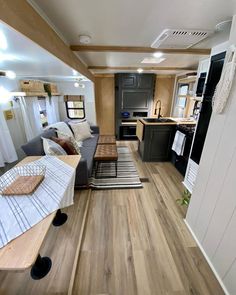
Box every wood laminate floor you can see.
[72,141,224,295]
[0,141,224,295]
[0,190,90,295]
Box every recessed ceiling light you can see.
[153,52,163,58]
[137,68,143,73]
[0,31,7,50]
[6,70,16,79]
[72,69,78,75]
[74,82,79,87]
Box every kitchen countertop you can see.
[139,117,196,126]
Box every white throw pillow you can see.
[69,119,93,133]
[69,121,93,141]
[42,137,67,156]
[46,122,74,138]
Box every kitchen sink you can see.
[143,118,175,123]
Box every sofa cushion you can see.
[80,145,97,176]
[21,129,57,156]
[82,134,99,147]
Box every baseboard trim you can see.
[184,219,229,295]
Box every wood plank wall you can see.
[95,76,115,135]
[152,75,175,117]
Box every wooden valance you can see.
[64,95,84,102]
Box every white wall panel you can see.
[185,16,236,294]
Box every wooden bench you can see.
[98,135,116,145]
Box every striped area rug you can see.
[89,146,143,189]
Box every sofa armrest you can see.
[90,125,99,134]
[74,157,89,187]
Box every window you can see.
[38,98,48,127]
[177,84,189,109]
[66,100,85,119]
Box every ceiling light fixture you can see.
[79,35,92,44]
[72,69,78,75]
[141,57,165,64]
[6,70,16,79]
[0,31,7,50]
[74,80,85,88]
[153,52,163,58]
[137,68,143,73]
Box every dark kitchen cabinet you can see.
[139,124,175,161]
[121,74,137,88]
[115,73,156,139]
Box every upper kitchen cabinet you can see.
[121,74,138,88]
[120,73,155,89]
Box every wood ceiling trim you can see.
[70,45,211,55]
[0,0,94,82]
[88,66,196,71]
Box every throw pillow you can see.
[51,137,77,155]
[46,122,74,138]
[69,119,93,133]
[69,121,93,142]
[42,137,67,156]
[56,130,81,154]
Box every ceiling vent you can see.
[151,29,214,49]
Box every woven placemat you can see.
[2,175,44,196]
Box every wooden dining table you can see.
[0,155,80,279]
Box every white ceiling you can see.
[0,21,88,82]
[30,0,235,73]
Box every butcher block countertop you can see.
[139,117,196,126]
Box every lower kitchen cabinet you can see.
[138,125,175,161]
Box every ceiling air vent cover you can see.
[151,29,213,49]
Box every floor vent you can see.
[151,29,214,49]
[140,178,150,183]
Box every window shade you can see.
[64,95,84,102]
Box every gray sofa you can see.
[21,125,99,188]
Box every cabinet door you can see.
[121,74,137,88]
[138,75,154,89]
[121,90,151,110]
[146,126,174,161]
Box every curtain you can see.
[0,110,18,167]
[46,96,60,125]
[18,97,42,141]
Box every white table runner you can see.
[0,156,76,248]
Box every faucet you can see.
[154,100,162,118]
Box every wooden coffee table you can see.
[98,135,116,145]
[94,144,118,178]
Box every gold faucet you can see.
[154,100,162,118]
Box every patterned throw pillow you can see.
[56,130,81,155]
[51,137,77,155]
[41,137,67,156]
[46,122,74,138]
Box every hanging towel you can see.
[172,130,186,156]
[212,45,236,114]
